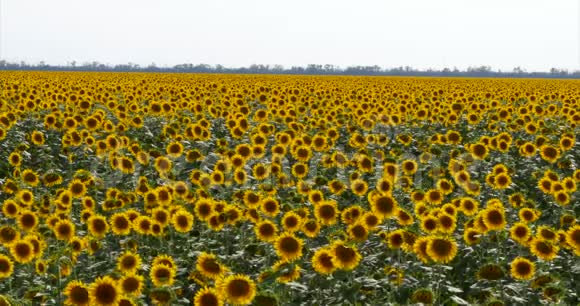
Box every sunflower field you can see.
[0,71,579,305]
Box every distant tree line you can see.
[0,60,578,79]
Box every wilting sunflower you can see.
[274,232,303,262]
[150,264,176,287]
[154,156,173,174]
[220,274,256,305]
[330,241,362,271]
[476,263,505,281]
[117,251,142,273]
[193,287,224,306]
[510,257,535,280]
[89,276,121,306]
[196,252,228,280]
[0,254,14,279]
[171,209,194,233]
[411,288,434,304]
[64,280,91,306]
[530,238,559,261]
[426,236,458,264]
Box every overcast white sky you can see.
[1,0,579,72]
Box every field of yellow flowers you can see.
[0,71,579,305]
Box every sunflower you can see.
[88,215,109,238]
[219,274,256,306]
[369,194,398,219]
[330,241,362,271]
[280,211,301,232]
[530,238,559,261]
[2,200,19,218]
[401,159,418,175]
[254,220,278,242]
[17,210,38,231]
[420,216,439,234]
[8,152,22,167]
[34,260,48,278]
[396,209,414,226]
[17,189,34,206]
[519,208,540,223]
[539,145,560,163]
[152,254,176,270]
[482,208,506,231]
[510,257,535,280]
[21,169,40,187]
[493,173,512,189]
[510,222,531,244]
[150,264,176,287]
[54,219,76,241]
[314,201,339,225]
[470,143,488,160]
[89,276,121,306]
[196,252,228,280]
[10,239,35,263]
[519,142,536,157]
[117,251,142,273]
[438,213,457,234]
[274,232,303,262]
[166,141,184,158]
[64,280,91,306]
[171,209,194,233]
[566,225,580,250]
[350,179,368,196]
[311,248,336,275]
[425,189,444,206]
[463,228,481,245]
[69,179,87,198]
[193,287,224,306]
[0,254,14,279]
[110,213,132,236]
[386,229,405,249]
[553,191,570,206]
[426,236,457,264]
[259,197,280,217]
[347,222,369,242]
